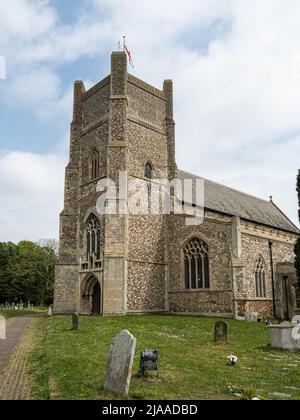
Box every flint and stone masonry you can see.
[54,52,299,318]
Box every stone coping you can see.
[83,76,110,100]
[128,74,166,100]
[269,324,295,329]
[81,73,167,103]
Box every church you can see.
[54,52,299,319]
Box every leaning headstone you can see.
[104,330,137,397]
[214,320,228,343]
[47,305,53,317]
[72,312,79,331]
[0,316,6,340]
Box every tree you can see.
[295,170,300,287]
[0,239,58,305]
[0,242,18,301]
[36,240,58,305]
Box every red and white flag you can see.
[123,37,134,68]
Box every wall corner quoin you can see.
[110,52,128,97]
[163,79,176,179]
[231,215,242,259]
[73,80,85,122]
[163,79,174,120]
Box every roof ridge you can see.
[177,168,299,234]
[178,169,273,205]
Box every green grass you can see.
[0,307,47,319]
[26,315,300,400]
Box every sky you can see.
[0,0,299,243]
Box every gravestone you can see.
[72,312,79,331]
[214,321,228,343]
[292,315,300,325]
[245,312,259,322]
[47,305,53,317]
[0,316,6,340]
[104,330,137,397]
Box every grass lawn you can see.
[0,308,47,319]
[25,315,300,400]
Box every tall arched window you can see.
[86,214,101,259]
[255,255,267,298]
[91,150,99,180]
[183,238,210,290]
[144,162,153,179]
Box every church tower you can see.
[54,52,176,315]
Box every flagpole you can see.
[123,36,125,52]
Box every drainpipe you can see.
[283,275,289,321]
[268,240,277,319]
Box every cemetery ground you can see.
[1,312,300,400]
[0,307,46,319]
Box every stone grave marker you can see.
[47,305,53,317]
[214,320,228,343]
[245,312,259,322]
[292,315,300,325]
[0,316,6,340]
[104,330,136,397]
[72,312,79,331]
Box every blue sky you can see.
[0,0,299,242]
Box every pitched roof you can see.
[177,170,299,235]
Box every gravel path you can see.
[0,317,33,400]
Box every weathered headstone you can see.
[0,316,6,340]
[292,315,300,325]
[104,330,137,397]
[72,312,79,331]
[214,320,228,343]
[47,305,53,317]
[245,312,259,322]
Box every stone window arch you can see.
[86,214,101,259]
[183,237,210,290]
[255,255,267,298]
[144,162,153,180]
[91,149,99,180]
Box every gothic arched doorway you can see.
[92,282,101,315]
[81,274,102,316]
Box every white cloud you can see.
[0,0,299,242]
[36,83,72,121]
[0,151,66,242]
[6,67,61,106]
[0,0,56,44]
[37,78,94,121]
